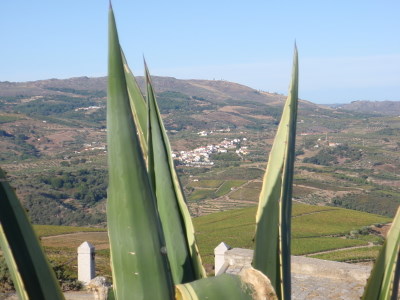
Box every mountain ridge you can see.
[0,76,317,109]
[0,75,399,226]
[2,75,398,116]
[337,100,400,116]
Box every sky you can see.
[1,1,399,104]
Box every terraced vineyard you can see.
[30,203,390,279]
[193,203,390,268]
[184,156,399,218]
[0,76,398,227]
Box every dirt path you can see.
[215,179,254,197]
[307,242,375,257]
[41,231,106,239]
[292,208,338,218]
[41,231,109,250]
[189,179,256,216]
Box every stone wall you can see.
[214,243,372,300]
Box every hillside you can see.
[0,203,390,292]
[192,203,390,266]
[338,100,400,116]
[0,75,283,104]
[37,204,394,276]
[0,76,399,226]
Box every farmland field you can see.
[1,77,399,228]
[34,225,106,237]
[41,232,109,249]
[215,180,246,197]
[291,237,367,255]
[192,203,390,265]
[229,187,260,201]
[310,246,382,262]
[188,180,223,189]
[14,203,393,276]
[291,203,336,216]
[188,189,215,201]
[292,208,389,238]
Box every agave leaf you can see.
[0,169,64,300]
[175,268,277,300]
[0,228,28,299]
[144,61,206,284]
[121,50,148,160]
[107,5,173,299]
[362,207,400,300]
[253,45,298,300]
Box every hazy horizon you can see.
[1,1,399,104]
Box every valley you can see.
[0,76,399,227]
[11,203,394,283]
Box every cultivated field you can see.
[33,203,391,277]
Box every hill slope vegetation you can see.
[0,76,398,225]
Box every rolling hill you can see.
[337,100,400,116]
[0,76,399,226]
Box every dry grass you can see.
[229,187,260,201]
[38,203,391,273]
[42,232,109,250]
[188,180,224,189]
[293,185,316,198]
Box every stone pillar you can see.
[78,241,95,285]
[214,242,231,275]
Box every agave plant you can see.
[0,4,399,300]
[107,4,266,298]
[0,169,64,300]
[362,207,400,300]
[106,2,297,297]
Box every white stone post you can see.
[78,241,95,285]
[214,242,231,275]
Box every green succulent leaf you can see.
[0,169,64,300]
[253,45,299,300]
[362,207,400,300]
[121,50,148,161]
[107,5,173,299]
[144,62,206,284]
[175,268,277,300]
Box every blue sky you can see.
[1,1,399,104]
